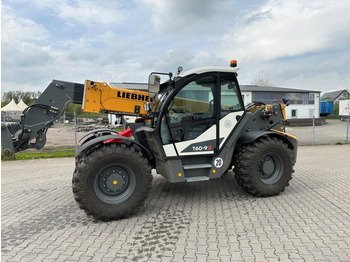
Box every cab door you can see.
[160,73,244,157]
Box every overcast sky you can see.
[2,0,350,94]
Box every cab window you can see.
[160,75,215,144]
[220,75,243,118]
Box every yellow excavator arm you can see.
[82,80,152,115]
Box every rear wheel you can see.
[233,137,294,196]
[72,143,152,221]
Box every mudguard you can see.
[77,134,153,161]
[78,128,120,143]
[239,130,293,145]
[237,130,298,163]
[237,130,276,145]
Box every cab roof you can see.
[178,66,239,77]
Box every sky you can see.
[1,0,350,94]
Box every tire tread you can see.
[233,136,294,197]
[72,143,152,221]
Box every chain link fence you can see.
[286,119,350,145]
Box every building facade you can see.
[240,85,321,119]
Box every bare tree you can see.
[251,76,274,86]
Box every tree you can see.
[1,91,42,106]
[251,76,274,87]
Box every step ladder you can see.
[183,163,212,182]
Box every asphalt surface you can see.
[1,144,350,261]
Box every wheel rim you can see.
[258,153,283,184]
[94,164,136,204]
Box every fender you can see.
[237,130,297,151]
[78,128,120,143]
[77,134,153,161]
[78,127,132,146]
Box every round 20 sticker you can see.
[214,157,223,168]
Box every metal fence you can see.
[286,119,350,145]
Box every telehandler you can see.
[1,61,298,220]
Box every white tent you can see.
[1,99,23,122]
[17,99,29,110]
[1,99,23,111]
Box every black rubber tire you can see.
[72,143,152,221]
[233,136,294,197]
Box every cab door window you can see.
[220,76,244,118]
[160,75,216,144]
[217,75,245,150]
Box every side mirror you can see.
[148,74,160,97]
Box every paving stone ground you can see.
[2,144,350,262]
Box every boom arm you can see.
[1,79,152,156]
[2,80,84,156]
[82,80,151,115]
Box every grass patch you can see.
[1,146,76,161]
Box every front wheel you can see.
[72,143,152,221]
[233,137,294,197]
